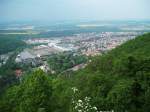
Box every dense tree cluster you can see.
[0,70,53,112]
[0,35,26,55]
[0,33,150,112]
[47,52,87,73]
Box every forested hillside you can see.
[0,35,26,55]
[71,33,150,112]
[0,33,150,112]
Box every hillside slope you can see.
[72,33,150,112]
[86,33,150,73]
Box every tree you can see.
[0,70,53,112]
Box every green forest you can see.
[0,33,150,112]
[0,35,26,55]
[47,52,87,73]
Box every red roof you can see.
[15,69,22,77]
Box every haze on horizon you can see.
[0,0,150,23]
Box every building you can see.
[15,69,23,78]
[15,50,36,63]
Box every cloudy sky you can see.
[0,0,150,22]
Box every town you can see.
[0,31,144,76]
[0,31,138,74]
[23,31,142,57]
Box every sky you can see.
[0,0,150,23]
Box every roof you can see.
[15,69,22,77]
[20,51,35,60]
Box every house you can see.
[15,69,23,78]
